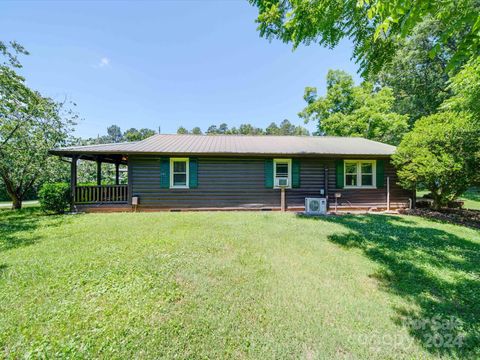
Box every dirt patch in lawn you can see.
[400,208,480,229]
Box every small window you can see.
[344,160,376,188]
[170,158,189,188]
[273,159,292,188]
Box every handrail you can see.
[74,185,128,204]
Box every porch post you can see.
[70,155,78,210]
[115,163,120,185]
[96,159,102,186]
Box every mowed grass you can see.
[1,210,479,359]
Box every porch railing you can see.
[74,185,128,204]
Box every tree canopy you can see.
[249,0,479,76]
[374,18,454,125]
[299,70,408,144]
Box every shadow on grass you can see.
[0,208,68,252]
[298,214,480,358]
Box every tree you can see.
[239,123,264,135]
[191,127,202,135]
[442,57,480,122]
[206,125,218,134]
[249,0,479,76]
[0,96,75,209]
[177,126,189,134]
[1,40,28,68]
[106,124,123,143]
[123,127,155,141]
[374,18,454,125]
[265,122,280,135]
[300,70,408,144]
[0,41,75,209]
[218,123,228,134]
[393,112,480,209]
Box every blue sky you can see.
[2,1,361,138]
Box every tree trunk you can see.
[11,194,22,210]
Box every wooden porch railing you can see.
[74,185,128,204]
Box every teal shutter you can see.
[292,159,300,188]
[160,158,170,188]
[335,160,344,189]
[189,158,198,188]
[264,159,273,188]
[376,160,384,188]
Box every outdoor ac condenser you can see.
[305,198,327,215]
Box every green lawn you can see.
[460,188,480,210]
[417,188,480,210]
[1,210,479,359]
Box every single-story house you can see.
[50,134,413,212]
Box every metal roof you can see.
[50,134,396,157]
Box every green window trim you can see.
[189,158,198,188]
[376,159,385,189]
[160,158,170,188]
[292,158,300,188]
[335,160,344,189]
[264,159,273,188]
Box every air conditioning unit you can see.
[275,177,289,188]
[305,198,327,215]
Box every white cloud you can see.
[97,57,110,68]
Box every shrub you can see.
[393,111,480,210]
[38,183,71,214]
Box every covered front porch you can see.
[69,153,130,206]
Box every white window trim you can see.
[344,160,376,189]
[273,158,292,189]
[170,157,189,189]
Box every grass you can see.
[1,209,479,359]
[417,187,480,210]
[460,188,480,210]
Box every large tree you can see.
[0,91,75,209]
[374,18,454,125]
[300,70,408,144]
[393,112,480,209]
[0,41,75,209]
[250,0,479,76]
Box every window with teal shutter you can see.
[292,159,300,188]
[189,158,198,188]
[264,159,273,188]
[376,160,384,188]
[160,158,170,188]
[335,160,344,188]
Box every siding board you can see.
[130,156,411,209]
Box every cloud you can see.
[97,57,110,68]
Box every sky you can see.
[1,1,361,138]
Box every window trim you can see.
[344,160,376,189]
[273,158,292,189]
[170,157,189,189]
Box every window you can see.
[170,158,189,188]
[273,159,292,188]
[344,160,376,188]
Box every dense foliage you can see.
[38,182,71,214]
[374,18,454,125]
[249,0,479,76]
[442,57,480,122]
[393,112,480,209]
[300,70,408,144]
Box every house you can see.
[50,134,412,212]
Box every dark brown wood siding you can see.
[129,156,411,209]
